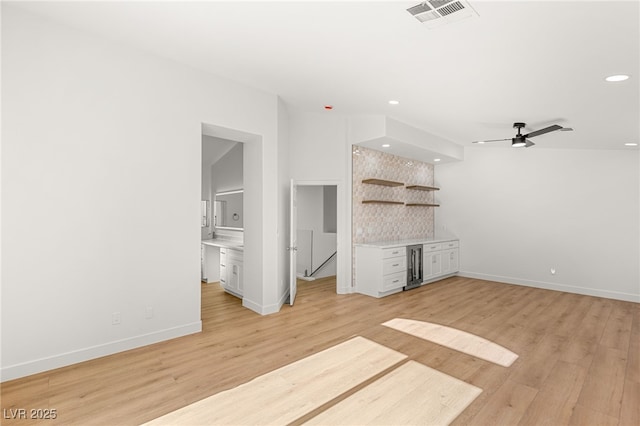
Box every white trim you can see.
[242,295,286,315]
[241,297,263,314]
[459,271,640,303]
[1,322,202,382]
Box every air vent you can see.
[407,3,432,15]
[438,1,465,16]
[407,0,478,29]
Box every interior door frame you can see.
[290,179,344,295]
[289,179,298,305]
[201,122,262,312]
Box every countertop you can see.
[354,236,458,249]
[201,238,244,251]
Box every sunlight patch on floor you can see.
[382,318,519,367]
[304,360,482,425]
[143,336,406,425]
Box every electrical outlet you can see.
[145,306,153,319]
[112,312,121,325]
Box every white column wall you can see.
[288,111,351,293]
[1,6,282,380]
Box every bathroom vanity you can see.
[201,239,244,298]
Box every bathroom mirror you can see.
[214,190,243,230]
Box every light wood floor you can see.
[1,276,638,425]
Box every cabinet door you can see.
[442,249,459,274]
[229,262,243,294]
[449,248,459,272]
[236,263,243,293]
[424,251,442,279]
[442,249,451,274]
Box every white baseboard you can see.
[1,322,202,382]
[242,297,264,315]
[337,285,354,295]
[242,291,288,315]
[274,289,290,312]
[459,271,640,303]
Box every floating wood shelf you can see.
[362,200,404,205]
[362,179,404,187]
[406,185,440,191]
[405,203,440,207]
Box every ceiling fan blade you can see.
[472,138,511,144]
[523,124,562,138]
[524,139,535,148]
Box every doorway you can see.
[296,185,337,279]
[201,123,261,313]
[289,180,342,305]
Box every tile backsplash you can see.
[352,146,436,244]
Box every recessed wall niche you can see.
[352,146,436,244]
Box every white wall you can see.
[323,186,337,233]
[436,147,640,302]
[1,5,283,380]
[289,111,350,293]
[211,143,243,195]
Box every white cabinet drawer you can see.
[383,247,405,259]
[443,241,459,249]
[383,256,406,275]
[382,272,406,291]
[424,243,442,253]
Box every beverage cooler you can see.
[404,244,423,290]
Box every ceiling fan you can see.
[473,122,573,148]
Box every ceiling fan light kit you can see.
[473,122,572,148]
[511,138,527,148]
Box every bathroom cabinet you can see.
[220,247,243,298]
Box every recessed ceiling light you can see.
[476,141,485,144]
[382,144,391,148]
[625,142,638,146]
[388,100,399,105]
[434,158,441,162]
[605,74,630,82]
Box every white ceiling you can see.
[11,0,640,153]
[202,135,237,168]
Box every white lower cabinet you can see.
[220,248,243,298]
[355,239,459,298]
[355,246,407,298]
[424,240,459,283]
[423,243,442,280]
[442,249,459,275]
